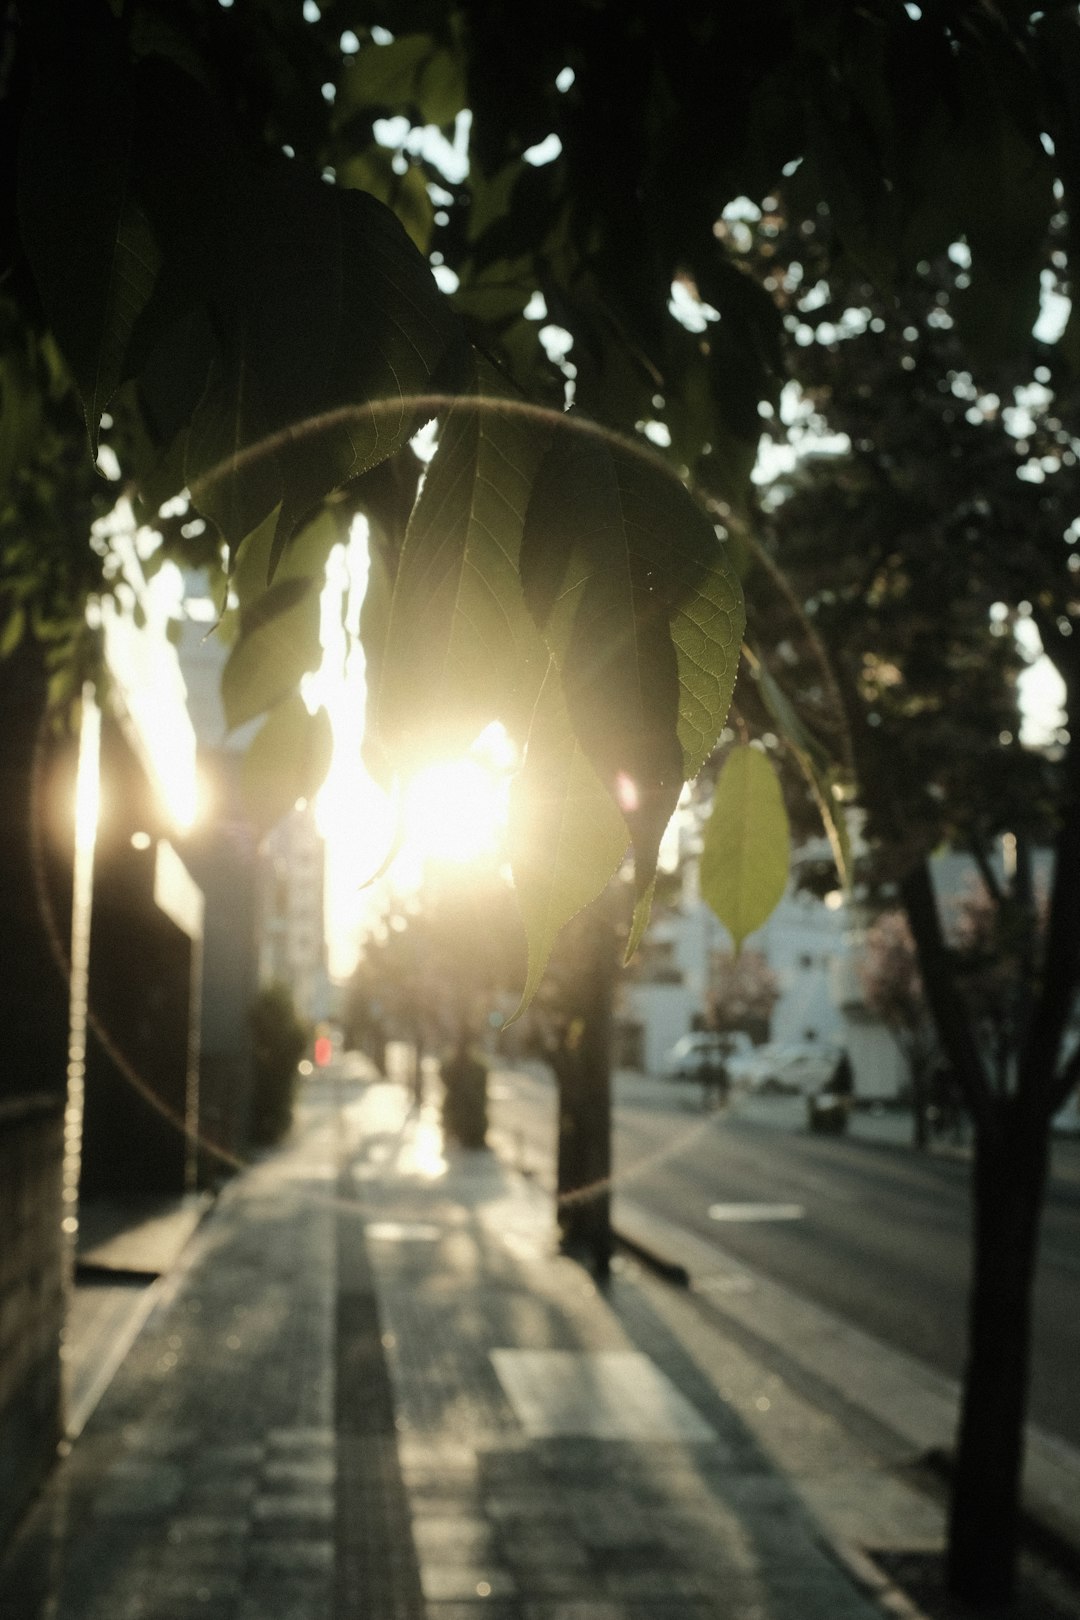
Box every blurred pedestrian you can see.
[828,1049,854,1099]
[700,1048,730,1111]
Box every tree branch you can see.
[899,856,993,1129]
[969,834,1004,906]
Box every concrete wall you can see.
[78,718,203,1200]
[184,751,261,1171]
[626,982,698,1074]
[0,1097,64,1553]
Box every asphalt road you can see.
[488,1065,1080,1450]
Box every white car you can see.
[661,1032,751,1082]
[741,1043,842,1096]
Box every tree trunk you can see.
[947,1103,1049,1604]
[554,897,616,1275]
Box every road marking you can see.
[708,1202,805,1222]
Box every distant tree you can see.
[707,949,779,1045]
[746,214,1077,1598]
[859,909,939,1147]
[248,981,309,1146]
[347,867,524,1058]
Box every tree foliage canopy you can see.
[4,0,1079,983]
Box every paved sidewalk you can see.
[342,1079,936,1620]
[2,1092,340,1620]
[4,1065,951,1620]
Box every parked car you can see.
[661,1032,751,1082]
[741,1042,842,1096]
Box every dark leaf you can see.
[222,575,322,731]
[375,358,551,768]
[508,662,628,1013]
[241,696,333,833]
[521,420,743,888]
[17,6,162,450]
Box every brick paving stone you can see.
[250,1487,335,1524]
[520,1607,631,1620]
[496,1536,591,1571]
[421,1565,520,1602]
[412,1517,502,1561]
[427,1605,524,1620]
[258,1536,335,1572]
[236,1574,332,1620]
[266,1426,336,1452]
[262,1455,336,1488]
[513,1569,600,1599]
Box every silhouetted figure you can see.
[440,1038,488,1148]
[700,1049,730,1111]
[808,1049,853,1134]
[829,1050,854,1098]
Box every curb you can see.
[826,1539,935,1620]
[613,1201,1080,1592]
[612,1225,690,1287]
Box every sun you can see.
[401,753,509,865]
[315,722,515,976]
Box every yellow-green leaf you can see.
[624,877,656,965]
[700,745,790,951]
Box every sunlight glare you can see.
[402,753,509,865]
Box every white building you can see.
[176,580,331,1025]
[620,854,854,1077]
[619,801,916,1097]
[259,800,332,1022]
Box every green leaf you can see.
[521,423,744,890]
[375,357,551,768]
[261,180,462,570]
[0,605,25,658]
[250,174,459,570]
[0,349,44,499]
[186,356,283,558]
[624,877,656,965]
[700,745,790,951]
[185,172,462,572]
[241,697,333,833]
[232,506,341,609]
[337,149,434,254]
[221,576,322,731]
[17,12,162,451]
[337,35,466,127]
[508,664,629,1014]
